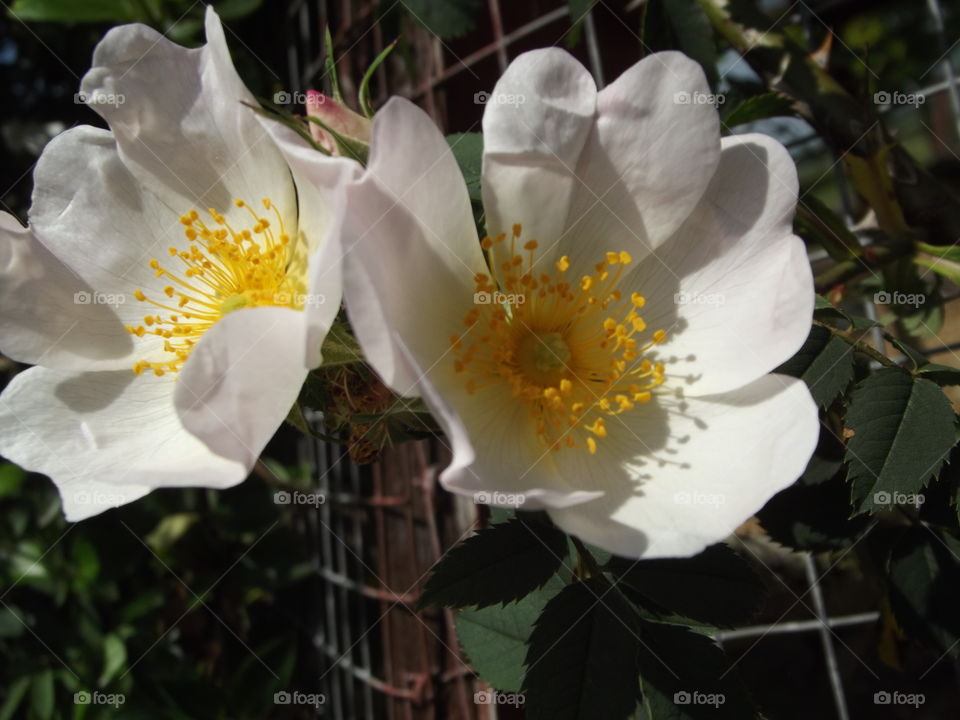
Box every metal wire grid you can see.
[284,1,960,718]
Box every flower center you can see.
[451,224,668,455]
[125,198,304,376]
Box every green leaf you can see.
[145,512,199,553]
[0,604,25,639]
[402,0,482,39]
[662,0,718,87]
[8,0,144,22]
[812,294,851,323]
[70,536,100,588]
[30,670,54,720]
[845,368,956,513]
[98,634,127,687]
[446,133,483,204]
[211,0,262,20]
[758,453,871,552]
[774,325,855,407]
[419,519,569,609]
[723,92,794,127]
[358,39,397,118]
[319,320,365,367]
[887,527,960,658]
[455,575,564,691]
[523,578,639,720]
[606,544,763,628]
[915,363,960,386]
[0,462,25,498]
[882,332,928,371]
[0,677,30,720]
[635,621,757,719]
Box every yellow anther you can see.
[556,256,570,272]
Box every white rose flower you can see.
[0,8,358,520]
[282,49,819,558]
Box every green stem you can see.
[813,320,898,368]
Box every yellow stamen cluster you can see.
[126,198,303,376]
[452,224,667,455]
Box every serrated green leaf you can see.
[419,519,568,609]
[636,621,757,719]
[523,578,638,720]
[812,294,851,323]
[758,454,871,552]
[455,575,564,691]
[446,133,483,204]
[774,325,855,407]
[915,363,960,386]
[845,369,956,513]
[887,527,960,658]
[723,92,794,127]
[606,544,763,628]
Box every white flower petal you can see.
[365,98,483,282]
[23,126,184,363]
[0,211,135,369]
[547,374,819,559]
[79,7,294,218]
[256,117,363,366]
[376,336,602,509]
[481,48,596,251]
[338,99,484,394]
[560,52,721,275]
[630,133,813,396]
[0,366,248,521]
[174,306,309,468]
[340,179,474,395]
